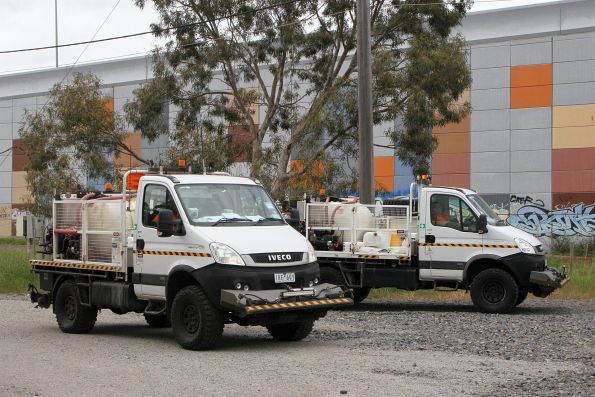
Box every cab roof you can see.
[427,186,477,196]
[140,173,258,186]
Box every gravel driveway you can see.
[0,296,593,396]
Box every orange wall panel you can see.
[434,132,470,154]
[374,176,394,193]
[553,192,595,207]
[432,153,470,175]
[552,126,595,149]
[552,148,595,171]
[374,156,395,177]
[510,85,552,109]
[510,64,552,88]
[553,104,595,128]
[432,115,470,135]
[431,173,470,188]
[115,132,142,169]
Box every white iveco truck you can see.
[28,169,352,350]
[303,180,568,313]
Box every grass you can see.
[0,245,38,294]
[0,237,27,245]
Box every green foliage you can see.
[129,0,472,195]
[0,246,37,294]
[20,73,148,216]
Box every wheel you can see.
[320,266,344,286]
[515,290,529,306]
[266,319,315,341]
[144,313,171,328]
[54,280,98,333]
[171,285,224,350]
[352,287,371,304]
[470,268,519,313]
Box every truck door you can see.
[422,193,482,281]
[134,183,188,298]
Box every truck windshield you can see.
[466,194,506,226]
[175,184,285,226]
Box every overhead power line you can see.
[0,0,526,55]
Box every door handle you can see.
[136,239,145,250]
[425,235,436,244]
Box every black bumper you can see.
[501,253,547,288]
[191,262,320,309]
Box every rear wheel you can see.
[470,268,519,313]
[267,319,315,341]
[171,285,224,350]
[54,280,97,333]
[352,287,371,304]
[144,313,171,328]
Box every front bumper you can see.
[529,266,569,297]
[220,283,352,317]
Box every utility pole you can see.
[55,0,59,67]
[357,0,374,204]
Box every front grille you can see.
[250,252,304,264]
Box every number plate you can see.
[274,272,296,283]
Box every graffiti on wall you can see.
[507,203,595,237]
[509,194,545,208]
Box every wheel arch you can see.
[463,255,520,286]
[166,265,200,308]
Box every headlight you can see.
[514,238,536,254]
[307,241,317,263]
[210,242,245,265]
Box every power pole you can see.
[55,0,59,68]
[357,0,374,204]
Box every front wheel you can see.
[171,285,224,350]
[352,287,371,304]
[515,290,529,306]
[266,319,315,341]
[470,268,519,314]
[54,280,98,333]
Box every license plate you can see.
[274,272,295,283]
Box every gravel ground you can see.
[0,295,593,396]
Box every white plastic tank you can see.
[328,204,374,243]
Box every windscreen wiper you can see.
[255,217,285,223]
[211,217,253,226]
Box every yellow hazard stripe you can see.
[358,255,380,259]
[418,243,517,249]
[245,298,352,312]
[29,260,120,272]
[133,250,211,257]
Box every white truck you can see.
[302,180,568,313]
[28,169,352,350]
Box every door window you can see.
[142,184,181,230]
[430,194,478,232]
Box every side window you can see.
[142,184,180,228]
[430,194,477,232]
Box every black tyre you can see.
[144,313,171,328]
[54,280,98,333]
[470,268,519,313]
[515,290,529,306]
[352,287,371,304]
[171,285,224,350]
[267,319,315,342]
[320,266,344,286]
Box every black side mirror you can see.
[477,214,488,234]
[157,209,180,237]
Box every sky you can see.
[0,0,561,76]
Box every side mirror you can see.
[477,214,488,234]
[157,209,180,237]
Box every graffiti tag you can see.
[507,203,595,237]
[510,194,545,208]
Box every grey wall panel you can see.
[471,109,510,132]
[0,107,11,123]
[0,187,11,204]
[511,128,552,151]
[510,172,551,194]
[471,130,510,152]
[471,88,509,111]
[471,67,509,90]
[479,193,510,210]
[471,152,510,173]
[12,123,22,139]
[0,141,12,172]
[0,100,10,108]
[553,36,595,62]
[510,150,551,172]
[35,95,48,108]
[471,45,510,69]
[554,82,595,106]
[510,107,551,130]
[12,104,35,125]
[554,60,595,84]
[114,84,142,99]
[471,172,510,194]
[511,41,552,66]
[0,123,10,140]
